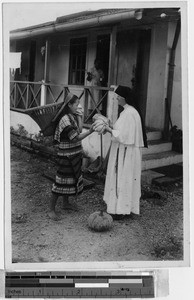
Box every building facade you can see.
[10,8,182,165]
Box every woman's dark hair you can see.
[61,95,78,116]
[52,94,78,136]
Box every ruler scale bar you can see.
[5,274,153,278]
[40,279,74,283]
[5,272,155,298]
[109,279,143,283]
[6,288,154,298]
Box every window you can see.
[69,37,87,85]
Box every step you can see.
[141,169,165,185]
[147,130,162,141]
[142,151,183,171]
[142,140,172,155]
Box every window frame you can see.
[68,36,87,85]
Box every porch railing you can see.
[10,81,42,109]
[10,81,112,124]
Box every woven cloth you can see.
[92,114,109,134]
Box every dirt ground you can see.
[11,145,183,263]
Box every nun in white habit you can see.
[103,85,147,218]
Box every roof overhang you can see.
[10,8,180,41]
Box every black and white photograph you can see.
[2,1,189,270]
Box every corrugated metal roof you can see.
[56,9,133,23]
[10,21,55,33]
[10,9,135,33]
[10,8,180,39]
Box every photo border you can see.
[3,0,190,271]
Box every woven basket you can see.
[11,101,63,136]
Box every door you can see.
[134,29,151,122]
[96,34,110,115]
[29,40,36,82]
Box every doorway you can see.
[96,34,110,114]
[29,41,36,82]
[134,29,151,122]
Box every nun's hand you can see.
[89,124,95,133]
[109,120,113,129]
[104,125,112,134]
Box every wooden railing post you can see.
[108,26,117,86]
[26,83,29,109]
[41,40,51,106]
[14,82,17,108]
[44,40,50,83]
[84,88,88,121]
[40,80,46,106]
[107,85,118,125]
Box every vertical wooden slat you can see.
[108,26,117,86]
[41,40,51,105]
[84,88,88,120]
[26,83,29,109]
[44,40,51,82]
[40,81,46,106]
[14,83,17,108]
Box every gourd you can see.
[88,211,113,232]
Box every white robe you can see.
[103,104,144,215]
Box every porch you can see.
[10,80,112,124]
[10,80,182,171]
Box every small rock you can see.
[38,256,49,262]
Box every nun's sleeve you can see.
[111,113,136,145]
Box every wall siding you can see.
[146,24,168,129]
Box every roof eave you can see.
[10,9,138,40]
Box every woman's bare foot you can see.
[47,210,61,221]
[62,203,79,211]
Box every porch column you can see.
[108,26,117,86]
[40,40,50,106]
[40,80,46,106]
[107,86,118,125]
[44,40,51,82]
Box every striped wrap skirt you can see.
[52,151,83,196]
